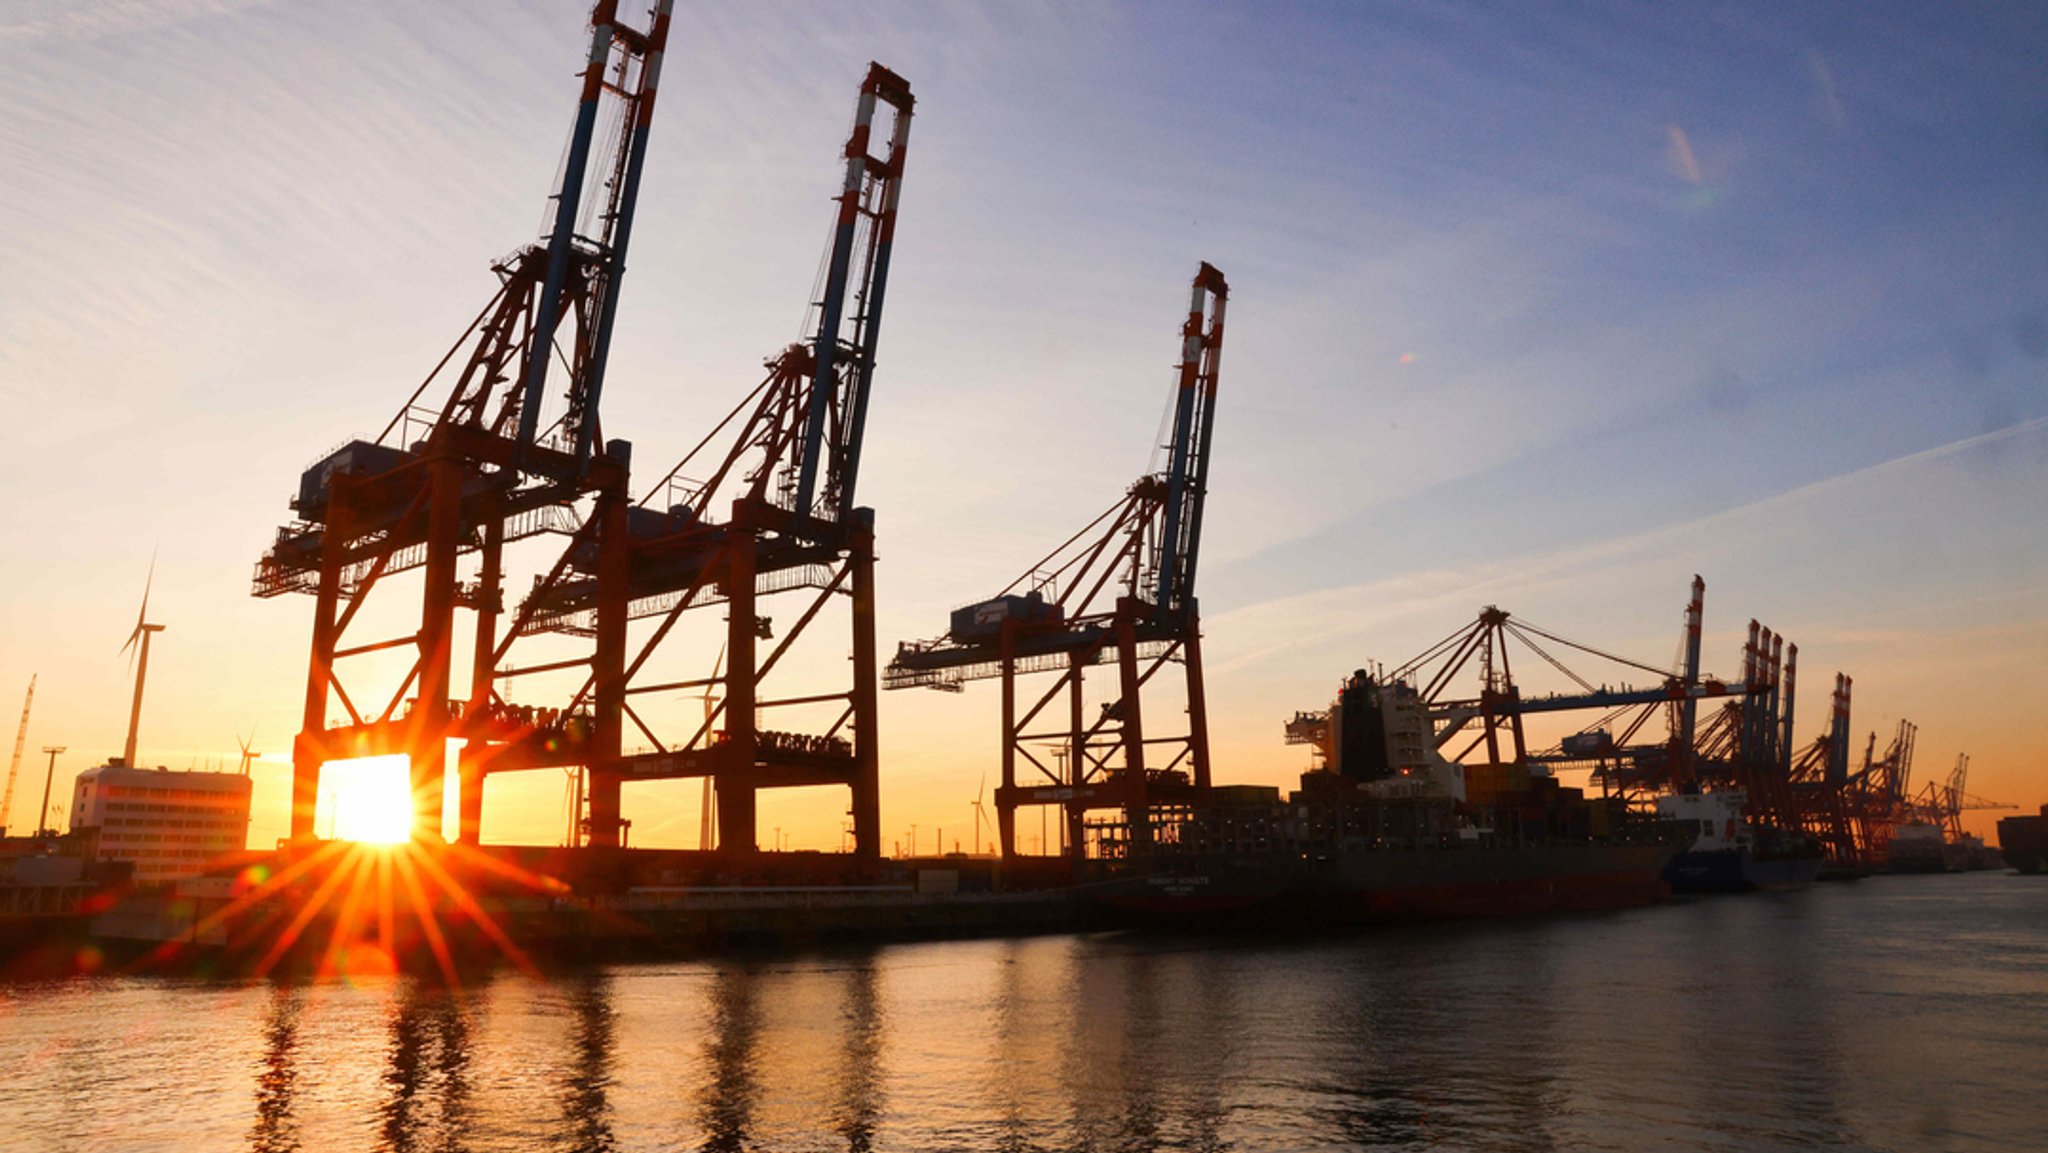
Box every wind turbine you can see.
[236,727,260,776]
[697,641,726,851]
[120,556,166,768]
[971,771,992,856]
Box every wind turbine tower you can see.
[121,564,166,767]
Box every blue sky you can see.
[1,1,2043,847]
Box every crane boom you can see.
[2,675,32,831]
[793,63,915,530]
[1153,263,1228,615]
[519,0,675,465]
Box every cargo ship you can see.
[1956,833,2004,871]
[1090,671,1691,928]
[1655,789,1823,893]
[1886,820,1955,873]
[1998,805,2048,874]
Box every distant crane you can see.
[887,264,1229,860]
[1918,753,2017,838]
[1316,577,1758,792]
[3,674,33,833]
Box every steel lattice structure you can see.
[886,264,1228,860]
[515,63,914,857]
[254,2,674,843]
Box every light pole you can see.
[38,746,65,836]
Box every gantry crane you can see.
[1689,618,1803,825]
[1807,719,1918,865]
[1306,578,1755,785]
[512,64,914,857]
[252,2,673,842]
[886,264,1228,860]
[1785,672,1860,870]
[1283,578,1808,816]
[1913,753,2016,838]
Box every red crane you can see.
[886,264,1228,861]
[513,64,915,857]
[253,2,673,842]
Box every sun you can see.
[320,755,415,844]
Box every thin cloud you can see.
[0,0,273,47]
[1207,416,2048,676]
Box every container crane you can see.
[1834,720,1917,864]
[251,1,673,842]
[1916,753,2017,838]
[1283,577,1792,822]
[1785,673,1861,873]
[1329,578,1755,784]
[511,63,915,857]
[887,264,1229,860]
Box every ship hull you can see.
[1886,845,1954,874]
[1998,812,2048,874]
[1665,847,1824,894]
[1094,842,1679,929]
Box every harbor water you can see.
[4,872,2044,1152]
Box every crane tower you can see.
[251,2,673,842]
[887,264,1228,860]
[514,63,915,857]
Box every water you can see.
[4,873,2044,1152]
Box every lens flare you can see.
[320,755,414,844]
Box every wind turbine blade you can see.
[123,552,156,655]
[977,771,986,806]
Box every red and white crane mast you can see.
[886,264,1229,861]
[252,2,674,842]
[511,64,915,858]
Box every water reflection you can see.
[153,878,2047,1151]
[559,972,618,1152]
[1684,897,1857,1149]
[377,979,474,1153]
[249,983,304,1153]
[1344,930,1561,1152]
[987,938,1067,1149]
[1065,944,1166,1149]
[832,963,885,1152]
[696,966,761,1152]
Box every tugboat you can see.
[1655,789,1824,893]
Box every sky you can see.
[1,0,2044,851]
